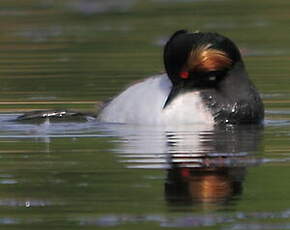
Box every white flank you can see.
[97,74,214,125]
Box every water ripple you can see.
[77,209,290,228]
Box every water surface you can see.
[0,0,290,229]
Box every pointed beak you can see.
[163,83,183,109]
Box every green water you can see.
[0,0,290,229]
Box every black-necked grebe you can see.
[98,30,264,125]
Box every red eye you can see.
[180,71,189,79]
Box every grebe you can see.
[97,30,264,125]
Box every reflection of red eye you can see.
[180,71,189,79]
[181,168,190,178]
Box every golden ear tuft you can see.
[187,44,232,72]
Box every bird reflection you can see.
[165,167,245,206]
[164,125,262,207]
[111,123,263,208]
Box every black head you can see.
[162,30,264,124]
[164,30,242,88]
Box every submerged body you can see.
[97,74,214,125]
[97,68,263,125]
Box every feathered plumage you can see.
[185,44,232,72]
